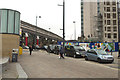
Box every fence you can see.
[58,42,119,52]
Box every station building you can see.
[0,9,20,60]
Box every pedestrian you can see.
[59,47,65,59]
[29,45,33,55]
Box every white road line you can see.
[16,63,28,80]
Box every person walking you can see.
[29,45,33,55]
[59,47,65,59]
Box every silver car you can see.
[85,49,114,63]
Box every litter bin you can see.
[19,46,23,55]
[12,52,18,62]
[12,49,19,62]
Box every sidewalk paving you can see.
[2,62,18,78]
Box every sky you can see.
[0,0,81,40]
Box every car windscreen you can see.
[96,50,108,55]
[74,46,85,51]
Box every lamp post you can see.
[117,1,120,57]
[58,0,65,54]
[35,16,41,49]
[73,21,76,40]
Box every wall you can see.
[1,34,19,60]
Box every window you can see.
[104,7,106,11]
[113,27,117,32]
[113,13,116,18]
[8,10,14,33]
[113,20,116,25]
[108,33,111,38]
[107,27,111,32]
[106,1,110,5]
[105,27,106,31]
[107,13,110,18]
[104,20,106,24]
[107,20,111,25]
[107,7,110,12]
[113,33,117,38]
[1,10,7,33]
[104,2,105,5]
[112,1,116,5]
[113,7,116,12]
[104,13,106,17]
[105,33,107,37]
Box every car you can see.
[47,44,56,53]
[85,49,114,63]
[53,45,61,55]
[22,46,29,49]
[65,45,86,58]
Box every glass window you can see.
[105,33,107,37]
[104,2,105,5]
[104,7,106,11]
[113,20,116,25]
[107,13,110,18]
[1,10,7,33]
[107,27,111,32]
[113,13,116,18]
[104,20,106,24]
[112,1,116,5]
[104,13,106,17]
[0,10,1,32]
[113,26,117,32]
[15,12,20,34]
[8,10,14,33]
[107,20,111,25]
[108,33,111,38]
[105,27,106,31]
[107,7,110,12]
[106,1,110,5]
[113,7,116,12]
[113,33,117,38]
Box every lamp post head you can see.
[73,21,75,23]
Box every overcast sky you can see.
[0,0,81,40]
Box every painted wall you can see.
[58,41,119,52]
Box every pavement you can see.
[1,49,120,79]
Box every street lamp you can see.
[58,0,65,54]
[49,28,51,31]
[35,16,41,49]
[73,21,76,40]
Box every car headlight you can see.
[76,52,80,55]
[102,56,107,59]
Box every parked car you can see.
[85,49,114,63]
[53,45,61,55]
[65,45,86,58]
[47,44,56,53]
[22,46,29,49]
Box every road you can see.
[18,50,118,78]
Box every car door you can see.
[65,46,70,56]
[86,50,93,60]
[91,51,98,61]
[70,46,75,56]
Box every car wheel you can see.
[97,58,101,63]
[73,54,76,58]
[85,56,88,61]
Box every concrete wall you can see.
[1,34,20,60]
